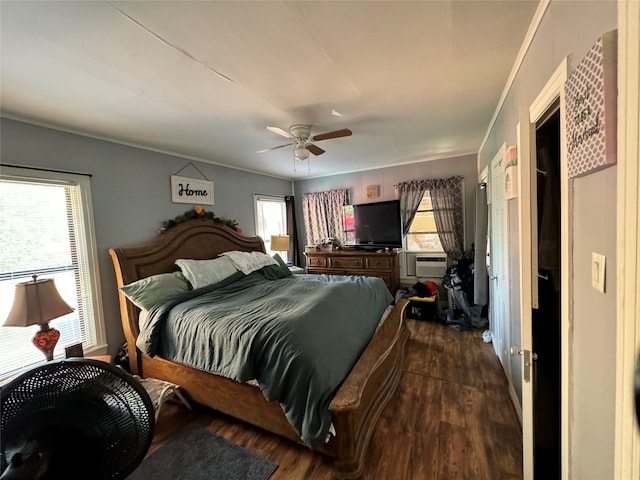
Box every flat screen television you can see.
[343,200,403,249]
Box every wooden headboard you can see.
[109,220,265,370]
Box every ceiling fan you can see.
[258,124,352,161]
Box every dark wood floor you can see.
[148,319,523,479]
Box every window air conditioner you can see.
[415,254,447,278]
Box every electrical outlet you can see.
[591,252,606,293]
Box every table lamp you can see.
[270,234,290,264]
[4,275,74,361]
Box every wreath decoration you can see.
[159,206,241,234]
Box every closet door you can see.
[488,143,511,381]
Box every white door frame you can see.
[614,0,640,477]
[517,57,570,480]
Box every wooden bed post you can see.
[109,250,143,375]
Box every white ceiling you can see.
[0,1,539,180]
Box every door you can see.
[516,58,569,480]
[516,108,536,480]
[488,144,511,378]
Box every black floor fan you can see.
[1,358,155,480]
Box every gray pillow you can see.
[175,256,238,289]
[119,272,191,310]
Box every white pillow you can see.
[175,256,238,289]
[220,250,278,275]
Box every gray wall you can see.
[572,166,617,480]
[478,1,617,478]
[0,117,292,356]
[293,153,478,252]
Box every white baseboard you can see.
[509,381,523,427]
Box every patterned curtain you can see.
[430,176,465,261]
[394,180,430,235]
[302,189,349,245]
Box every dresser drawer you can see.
[365,257,393,270]
[305,251,399,294]
[329,256,364,269]
[307,256,327,268]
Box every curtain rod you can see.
[2,164,92,177]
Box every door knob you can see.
[510,347,538,382]
[510,346,537,359]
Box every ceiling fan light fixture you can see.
[294,144,310,161]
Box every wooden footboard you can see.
[109,221,409,480]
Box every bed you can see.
[109,220,409,479]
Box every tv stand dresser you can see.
[305,249,400,294]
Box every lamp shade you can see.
[4,278,74,327]
[294,145,310,161]
[270,235,289,252]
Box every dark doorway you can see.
[533,101,561,479]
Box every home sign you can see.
[170,175,214,205]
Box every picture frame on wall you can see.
[366,185,379,199]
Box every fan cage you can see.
[1,359,154,480]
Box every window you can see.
[254,194,287,261]
[342,205,355,245]
[405,191,444,252]
[0,167,106,380]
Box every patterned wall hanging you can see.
[565,30,617,179]
[504,146,518,200]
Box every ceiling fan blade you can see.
[257,142,293,153]
[306,143,325,156]
[266,126,293,138]
[311,128,352,142]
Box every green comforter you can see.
[137,271,393,447]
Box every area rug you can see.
[127,424,277,480]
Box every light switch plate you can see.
[592,252,606,293]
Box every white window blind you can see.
[254,194,287,259]
[0,167,105,380]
